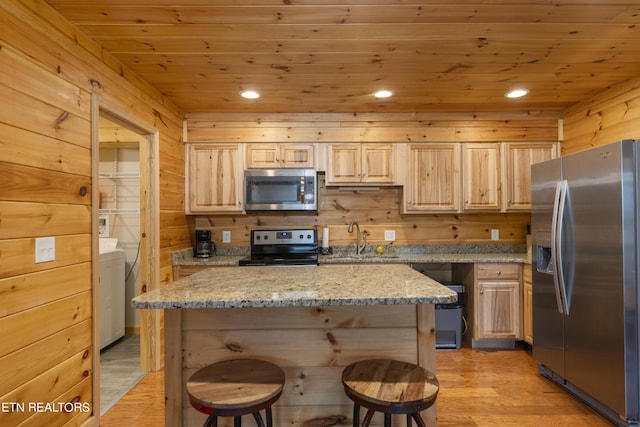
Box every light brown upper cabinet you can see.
[325,143,395,185]
[245,143,315,169]
[462,143,502,212]
[404,143,461,212]
[503,142,557,211]
[185,143,244,214]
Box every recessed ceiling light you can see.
[505,89,529,99]
[240,90,260,99]
[374,90,393,99]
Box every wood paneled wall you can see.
[0,1,186,425]
[185,112,560,247]
[562,75,640,155]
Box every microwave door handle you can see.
[550,181,564,314]
[299,176,305,203]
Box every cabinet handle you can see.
[496,271,502,276]
[480,289,484,295]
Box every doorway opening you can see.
[91,97,160,416]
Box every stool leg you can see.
[203,414,217,427]
[384,413,391,427]
[407,413,412,427]
[410,413,426,427]
[234,415,242,427]
[252,412,266,427]
[353,403,360,427]
[362,409,376,427]
[266,406,273,427]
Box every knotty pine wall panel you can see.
[562,75,640,155]
[186,112,554,247]
[0,1,186,425]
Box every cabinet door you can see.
[245,144,279,168]
[476,280,521,339]
[405,144,460,212]
[504,142,557,211]
[362,144,394,183]
[326,143,361,183]
[523,263,533,344]
[186,144,243,214]
[462,143,501,211]
[280,144,315,168]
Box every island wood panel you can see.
[562,75,640,155]
[167,304,436,426]
[1,2,187,424]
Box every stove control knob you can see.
[263,235,269,241]
[306,234,312,240]
[299,234,304,239]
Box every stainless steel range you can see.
[239,228,318,266]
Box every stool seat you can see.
[342,359,439,427]
[187,359,285,426]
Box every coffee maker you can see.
[194,230,216,258]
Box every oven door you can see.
[244,169,317,212]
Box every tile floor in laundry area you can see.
[99,334,145,415]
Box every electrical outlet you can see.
[35,237,55,263]
[491,229,499,240]
[384,230,396,241]
[222,230,231,243]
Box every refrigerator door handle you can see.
[550,181,565,314]
[555,179,570,315]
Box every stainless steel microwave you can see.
[244,169,317,212]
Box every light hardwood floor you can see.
[101,348,614,426]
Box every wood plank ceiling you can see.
[45,1,640,113]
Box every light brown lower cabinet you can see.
[523,263,533,344]
[457,262,522,347]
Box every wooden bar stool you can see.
[186,359,285,427]
[341,359,439,427]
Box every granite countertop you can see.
[173,244,530,267]
[132,264,457,309]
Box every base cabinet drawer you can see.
[476,263,520,280]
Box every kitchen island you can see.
[133,264,456,426]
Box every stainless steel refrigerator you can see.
[532,139,640,427]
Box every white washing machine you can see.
[99,238,126,350]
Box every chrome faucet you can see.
[347,221,367,255]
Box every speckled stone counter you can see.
[135,263,449,426]
[133,264,457,309]
[172,244,529,267]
